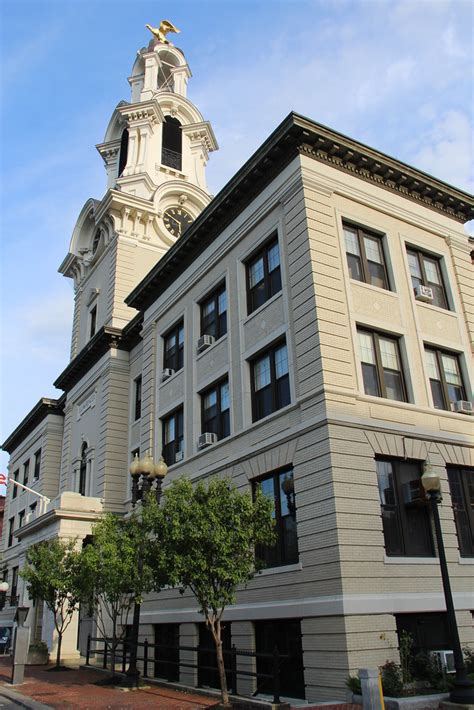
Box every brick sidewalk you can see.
[0,658,219,709]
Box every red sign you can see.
[0,474,7,486]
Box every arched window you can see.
[118,128,129,177]
[79,442,87,496]
[162,117,182,171]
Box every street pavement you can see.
[0,657,219,709]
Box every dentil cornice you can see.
[117,99,164,126]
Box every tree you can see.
[144,477,275,707]
[21,538,82,668]
[79,512,154,679]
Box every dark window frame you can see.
[33,449,41,480]
[163,321,184,372]
[253,467,298,568]
[343,222,390,290]
[18,510,25,529]
[246,236,282,315]
[376,458,435,558]
[12,470,19,499]
[7,518,14,547]
[79,442,87,497]
[447,466,474,558]
[89,305,97,339]
[250,340,291,422]
[22,460,29,486]
[358,328,408,402]
[161,407,184,467]
[406,247,449,310]
[425,347,467,411]
[134,376,142,421]
[201,378,230,441]
[200,282,227,340]
[162,116,182,171]
[10,566,18,601]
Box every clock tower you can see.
[59,28,218,357]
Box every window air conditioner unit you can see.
[175,450,184,463]
[198,432,218,449]
[451,400,473,415]
[415,285,433,302]
[197,334,215,354]
[402,480,426,506]
[162,368,175,381]
[431,650,455,674]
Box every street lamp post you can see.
[421,463,474,705]
[123,451,168,687]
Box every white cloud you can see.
[409,110,473,192]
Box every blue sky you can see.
[1,0,473,482]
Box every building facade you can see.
[1,31,473,703]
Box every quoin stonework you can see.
[1,27,473,704]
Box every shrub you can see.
[463,647,474,674]
[345,675,361,694]
[380,660,404,697]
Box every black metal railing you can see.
[85,635,294,704]
[161,148,182,171]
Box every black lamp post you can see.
[421,462,474,704]
[124,451,168,687]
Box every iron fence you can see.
[85,634,292,703]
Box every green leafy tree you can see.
[144,477,276,707]
[21,538,82,668]
[79,513,154,678]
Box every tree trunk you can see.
[56,631,62,668]
[111,617,117,680]
[212,619,229,707]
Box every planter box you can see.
[26,649,49,665]
[353,693,449,710]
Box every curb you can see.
[0,684,53,709]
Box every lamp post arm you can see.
[8,478,50,503]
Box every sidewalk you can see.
[0,657,219,709]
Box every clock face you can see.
[163,207,193,238]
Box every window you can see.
[255,469,298,568]
[343,223,389,289]
[22,460,29,486]
[18,510,25,529]
[29,502,37,520]
[163,321,184,372]
[118,128,129,177]
[358,329,407,402]
[255,620,305,699]
[376,459,434,557]
[162,116,182,171]
[12,470,18,499]
[134,376,142,421]
[425,348,466,411]
[154,624,180,682]
[7,518,14,547]
[89,305,97,338]
[246,237,282,314]
[10,567,18,604]
[396,613,450,654]
[79,442,87,496]
[251,341,290,421]
[200,284,227,340]
[447,467,474,557]
[407,248,448,309]
[201,379,230,440]
[162,408,184,466]
[33,449,41,480]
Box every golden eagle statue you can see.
[146,20,181,45]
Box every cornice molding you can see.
[118,99,164,126]
[126,112,473,313]
[2,396,66,454]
